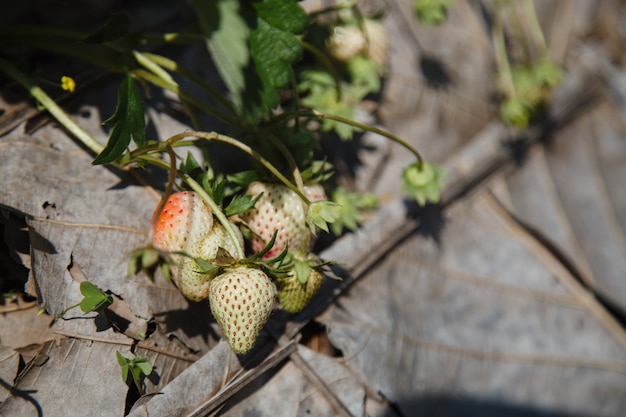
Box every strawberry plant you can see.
[492,0,563,128]
[0,0,445,355]
[414,0,453,26]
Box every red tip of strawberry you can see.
[151,191,243,302]
[152,191,213,253]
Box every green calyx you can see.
[402,161,446,206]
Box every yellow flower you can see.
[61,76,75,93]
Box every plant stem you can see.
[0,57,103,155]
[133,51,176,85]
[142,52,235,114]
[188,131,311,203]
[492,3,517,99]
[300,41,343,100]
[281,110,425,167]
[58,303,81,319]
[255,129,305,194]
[181,173,246,260]
[522,0,548,57]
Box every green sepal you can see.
[306,200,342,234]
[401,161,446,206]
[329,187,377,236]
[250,230,279,261]
[293,258,312,285]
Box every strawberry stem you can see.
[492,3,516,100]
[129,130,312,206]
[181,173,246,260]
[184,131,312,204]
[255,129,306,195]
[300,41,343,101]
[522,0,548,58]
[274,109,425,168]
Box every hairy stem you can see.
[188,131,311,204]
[279,110,425,167]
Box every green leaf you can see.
[84,12,130,44]
[191,0,307,122]
[190,0,250,113]
[117,352,152,382]
[78,281,113,313]
[194,258,220,274]
[116,351,130,381]
[244,0,307,120]
[299,70,359,140]
[534,59,563,89]
[227,170,260,187]
[347,56,381,95]
[180,152,202,176]
[224,193,261,217]
[93,73,145,165]
[134,359,153,378]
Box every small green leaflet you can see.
[116,351,153,382]
[93,73,145,165]
[224,193,261,217]
[79,281,113,313]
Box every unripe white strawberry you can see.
[327,19,388,70]
[362,19,388,70]
[241,182,327,259]
[209,267,275,354]
[276,252,324,313]
[327,25,367,63]
[152,191,243,301]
